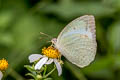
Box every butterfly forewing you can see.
[55,15,97,67]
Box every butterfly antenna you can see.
[40,32,53,39]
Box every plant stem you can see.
[43,66,56,78]
[43,65,47,76]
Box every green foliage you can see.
[0,0,120,80]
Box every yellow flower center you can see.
[0,59,8,71]
[42,46,60,58]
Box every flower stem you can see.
[43,65,56,78]
[43,65,47,76]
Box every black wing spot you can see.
[73,27,76,30]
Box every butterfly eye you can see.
[51,38,57,44]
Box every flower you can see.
[28,46,62,76]
[0,59,8,80]
[0,59,8,71]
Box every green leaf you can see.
[24,65,35,73]
[26,73,36,79]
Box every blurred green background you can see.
[0,0,120,80]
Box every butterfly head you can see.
[51,38,57,44]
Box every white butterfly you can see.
[51,15,97,68]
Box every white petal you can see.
[45,58,53,64]
[54,59,62,76]
[28,54,43,63]
[35,57,48,70]
[0,71,3,80]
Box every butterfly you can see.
[51,15,97,68]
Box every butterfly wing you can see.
[55,15,97,67]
